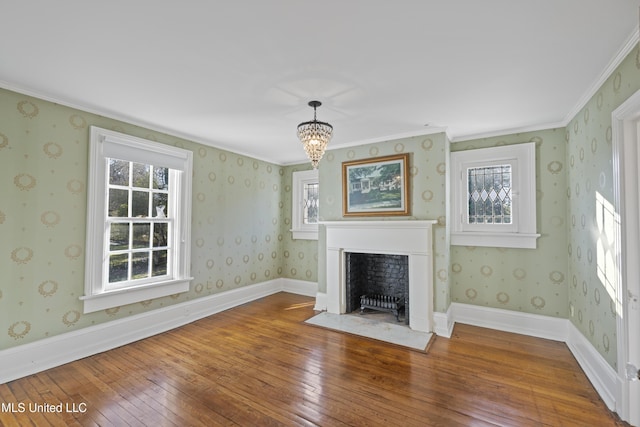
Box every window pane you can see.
[132,252,150,280]
[108,188,129,217]
[110,223,130,251]
[467,165,512,224]
[153,222,169,247]
[132,191,149,217]
[109,159,129,186]
[131,163,150,188]
[109,254,129,283]
[152,250,168,276]
[132,223,151,248]
[153,193,169,218]
[153,167,169,190]
[303,182,319,224]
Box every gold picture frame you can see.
[342,153,410,216]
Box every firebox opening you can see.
[345,252,409,325]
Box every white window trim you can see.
[81,126,193,313]
[450,142,540,249]
[290,169,319,240]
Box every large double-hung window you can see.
[82,127,193,313]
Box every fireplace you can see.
[321,220,436,333]
[345,252,409,323]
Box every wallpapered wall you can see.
[0,87,290,350]
[450,129,568,319]
[565,44,640,370]
[317,134,451,312]
[280,164,319,283]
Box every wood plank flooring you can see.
[0,292,629,426]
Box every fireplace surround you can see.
[321,220,436,333]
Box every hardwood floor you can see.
[0,292,629,426]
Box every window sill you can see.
[290,229,318,240]
[451,232,540,249]
[80,278,192,313]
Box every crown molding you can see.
[448,27,640,144]
[3,26,638,159]
[281,126,451,166]
[562,27,640,126]
[448,121,567,143]
[0,80,283,166]
[326,127,450,151]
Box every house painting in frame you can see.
[342,153,410,216]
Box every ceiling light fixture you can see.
[297,100,333,169]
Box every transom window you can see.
[82,127,193,313]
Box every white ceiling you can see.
[1,1,638,165]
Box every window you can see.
[467,165,512,225]
[291,169,319,240]
[82,127,193,313]
[450,142,539,248]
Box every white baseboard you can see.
[449,302,618,413]
[566,321,618,411]
[451,302,569,341]
[433,306,454,338]
[281,278,317,297]
[314,292,327,311]
[0,279,314,384]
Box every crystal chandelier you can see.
[297,100,333,169]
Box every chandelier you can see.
[297,100,333,169]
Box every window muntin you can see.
[106,159,171,289]
[303,181,319,225]
[83,126,192,313]
[291,169,319,240]
[467,164,512,225]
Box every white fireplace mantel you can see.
[321,220,436,333]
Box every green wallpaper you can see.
[317,134,450,312]
[280,164,319,283]
[450,129,568,318]
[0,88,287,349]
[565,44,640,370]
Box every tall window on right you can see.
[450,142,539,249]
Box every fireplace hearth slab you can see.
[305,312,433,351]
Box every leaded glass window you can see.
[303,182,319,224]
[451,142,538,248]
[291,169,319,240]
[467,165,512,224]
[106,159,171,286]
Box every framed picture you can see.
[342,153,410,216]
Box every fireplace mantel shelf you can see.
[321,220,437,229]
